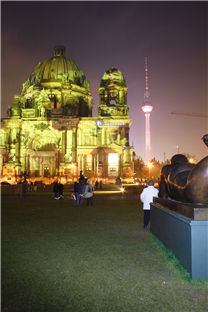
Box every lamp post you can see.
[147,161,153,179]
[189,157,196,164]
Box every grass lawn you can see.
[1,185,208,312]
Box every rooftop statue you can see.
[159,135,208,204]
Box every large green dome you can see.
[10,46,93,118]
[26,46,89,90]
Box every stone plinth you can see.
[150,198,208,280]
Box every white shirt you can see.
[140,185,159,210]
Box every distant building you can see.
[0,46,134,182]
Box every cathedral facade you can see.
[0,46,134,182]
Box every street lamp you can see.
[147,161,153,179]
[189,157,196,164]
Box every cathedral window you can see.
[86,154,92,170]
[25,98,33,108]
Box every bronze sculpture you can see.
[159,135,208,204]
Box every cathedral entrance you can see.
[108,153,119,177]
[28,150,57,178]
[43,166,50,177]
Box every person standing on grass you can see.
[99,180,103,189]
[140,180,158,229]
[95,180,99,190]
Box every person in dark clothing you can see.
[78,181,85,205]
[53,180,60,199]
[99,180,103,190]
[58,182,64,199]
[74,181,81,205]
[95,180,99,190]
[53,180,64,200]
[79,171,85,184]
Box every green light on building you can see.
[0,46,135,183]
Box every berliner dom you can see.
[0,46,134,183]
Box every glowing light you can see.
[108,153,119,165]
[147,161,153,169]
[143,111,152,163]
[94,190,121,194]
[120,187,125,193]
[147,161,153,179]
[142,105,153,113]
[189,158,196,164]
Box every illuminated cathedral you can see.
[0,46,134,182]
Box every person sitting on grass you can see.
[58,182,64,199]
[53,180,59,199]
[83,179,94,206]
[53,180,64,200]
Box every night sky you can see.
[2,1,207,161]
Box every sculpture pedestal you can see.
[150,198,208,280]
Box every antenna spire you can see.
[144,56,150,102]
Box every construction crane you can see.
[171,111,208,118]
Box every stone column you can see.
[81,154,84,172]
[119,154,122,177]
[93,155,96,178]
[72,128,77,162]
[15,131,21,163]
[119,90,124,105]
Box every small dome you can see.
[100,66,127,88]
[25,46,89,90]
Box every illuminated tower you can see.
[141,57,153,164]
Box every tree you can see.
[134,156,146,180]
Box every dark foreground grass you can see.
[1,188,208,312]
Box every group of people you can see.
[52,172,97,205]
[52,169,158,227]
[94,180,103,190]
[73,171,94,206]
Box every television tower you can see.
[141,57,153,164]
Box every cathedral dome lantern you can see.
[17,46,93,118]
[98,67,128,117]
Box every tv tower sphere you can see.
[142,105,153,113]
[142,57,153,164]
